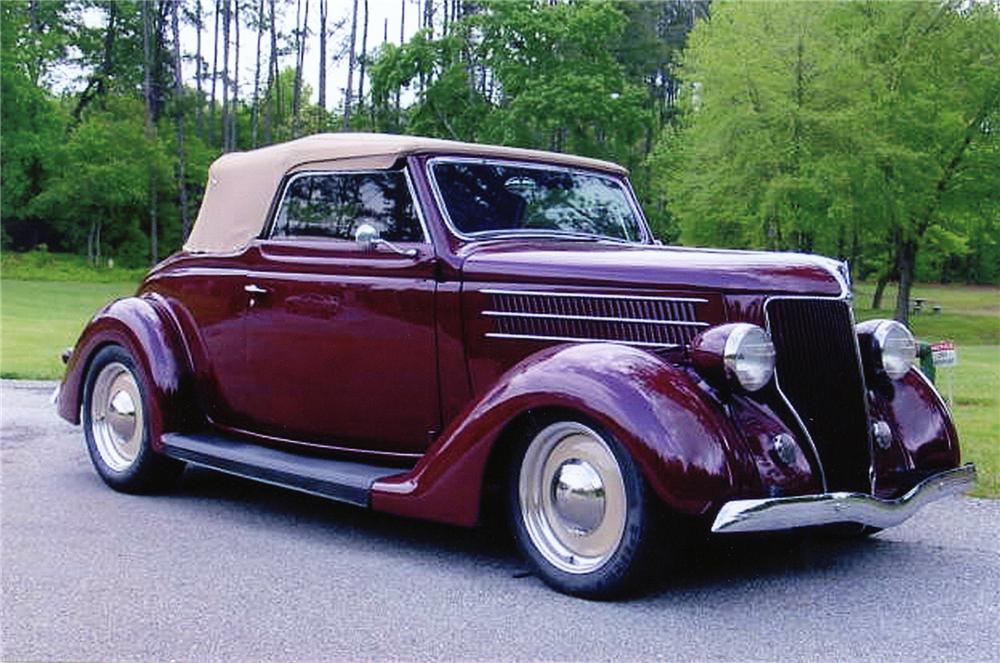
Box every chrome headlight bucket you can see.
[692,323,776,392]
[857,319,916,380]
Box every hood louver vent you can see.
[482,289,708,348]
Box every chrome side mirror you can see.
[354,223,380,251]
[353,222,418,258]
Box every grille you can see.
[483,289,708,348]
[766,298,872,492]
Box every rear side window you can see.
[270,171,423,242]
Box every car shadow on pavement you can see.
[171,465,519,565]
[168,465,946,600]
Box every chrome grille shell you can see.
[765,297,873,493]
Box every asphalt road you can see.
[2,379,998,662]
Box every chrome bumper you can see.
[711,464,976,534]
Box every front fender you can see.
[869,368,962,498]
[57,294,196,449]
[372,343,752,526]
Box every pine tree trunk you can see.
[231,0,240,150]
[142,0,159,265]
[295,0,310,136]
[195,0,205,140]
[397,0,404,117]
[221,0,231,151]
[343,0,359,130]
[265,0,276,144]
[171,0,191,239]
[357,0,368,104]
[290,0,302,137]
[252,0,263,146]
[318,0,327,119]
[209,0,220,146]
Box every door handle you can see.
[244,284,269,295]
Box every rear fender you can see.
[372,343,751,526]
[57,294,196,450]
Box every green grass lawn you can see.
[854,281,1000,345]
[1,266,996,496]
[0,280,137,379]
[945,345,999,497]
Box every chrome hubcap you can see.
[90,362,143,472]
[519,422,626,574]
[552,459,606,534]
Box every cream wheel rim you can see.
[518,421,627,574]
[89,362,143,472]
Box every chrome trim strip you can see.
[481,288,708,304]
[482,310,709,327]
[485,332,679,349]
[844,302,879,493]
[711,464,976,533]
[425,156,654,244]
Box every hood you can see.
[459,241,846,297]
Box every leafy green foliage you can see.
[1,0,997,290]
[655,1,1000,292]
[27,96,175,266]
[370,1,652,167]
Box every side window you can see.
[270,171,424,242]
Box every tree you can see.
[265,0,277,144]
[656,1,1000,323]
[231,0,241,150]
[370,0,651,165]
[171,0,191,239]
[142,0,159,263]
[194,0,205,139]
[318,0,327,115]
[221,0,231,151]
[252,0,264,145]
[209,0,220,144]
[291,0,309,136]
[344,0,359,129]
[30,97,175,265]
[0,1,67,248]
[357,0,369,104]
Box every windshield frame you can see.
[425,156,653,245]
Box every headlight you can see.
[872,320,916,380]
[691,323,776,392]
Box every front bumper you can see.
[711,464,976,534]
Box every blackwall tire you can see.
[82,345,184,493]
[508,416,664,599]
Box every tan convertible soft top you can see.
[184,132,629,253]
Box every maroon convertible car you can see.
[56,133,975,598]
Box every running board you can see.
[161,432,404,507]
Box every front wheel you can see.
[82,345,184,493]
[509,418,665,599]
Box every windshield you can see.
[429,160,647,242]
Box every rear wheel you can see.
[509,418,665,599]
[83,345,184,493]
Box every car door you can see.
[231,168,440,457]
